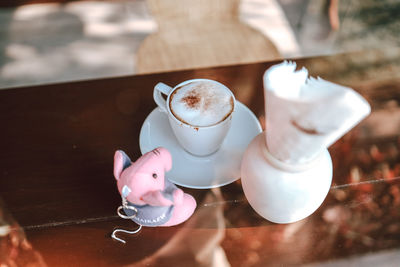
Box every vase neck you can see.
[261,141,323,173]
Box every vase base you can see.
[241,132,333,224]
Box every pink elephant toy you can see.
[113,148,197,227]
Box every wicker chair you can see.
[136,0,281,74]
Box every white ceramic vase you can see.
[241,132,333,224]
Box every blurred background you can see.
[0,0,399,89]
[1,1,400,266]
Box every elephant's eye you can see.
[152,173,157,179]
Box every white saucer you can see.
[139,102,262,189]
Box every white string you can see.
[117,204,138,219]
[111,225,142,244]
[111,198,143,244]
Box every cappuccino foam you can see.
[170,81,234,127]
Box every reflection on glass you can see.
[125,188,230,266]
[0,198,46,266]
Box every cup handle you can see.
[154,82,173,113]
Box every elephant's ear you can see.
[113,150,132,180]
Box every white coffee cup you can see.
[153,79,236,156]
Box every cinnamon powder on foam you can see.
[171,82,232,126]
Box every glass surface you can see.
[0,49,393,266]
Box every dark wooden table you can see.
[1,50,400,266]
